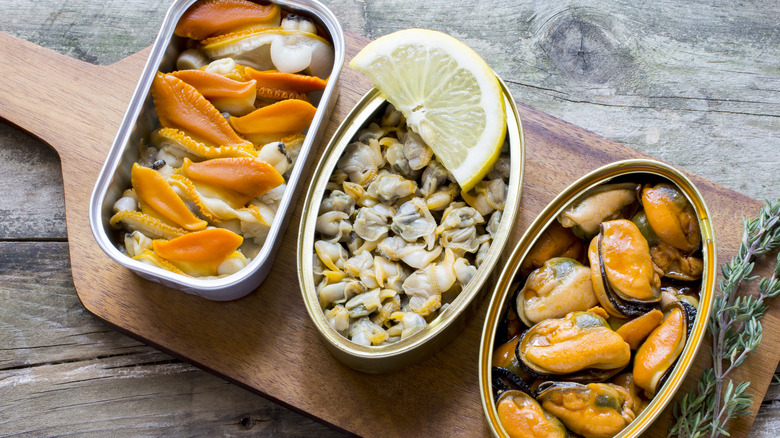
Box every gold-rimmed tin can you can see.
[479,159,716,437]
[298,77,525,373]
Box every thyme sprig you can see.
[669,201,780,438]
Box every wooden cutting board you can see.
[1,30,776,437]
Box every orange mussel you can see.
[519,221,583,276]
[175,0,282,40]
[641,183,701,252]
[152,72,252,149]
[633,301,694,398]
[615,309,664,350]
[496,390,567,438]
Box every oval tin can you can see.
[298,78,525,373]
[88,0,345,300]
[479,159,716,437]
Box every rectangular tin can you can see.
[88,0,345,301]
[479,159,716,437]
[297,78,525,373]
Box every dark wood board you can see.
[0,30,776,437]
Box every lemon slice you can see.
[349,28,506,191]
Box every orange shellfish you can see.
[152,228,244,276]
[181,157,284,203]
[131,163,208,231]
[151,72,252,149]
[170,69,257,115]
[175,0,282,40]
[244,67,328,101]
[229,98,317,144]
[633,302,691,397]
[641,183,701,253]
[615,309,664,350]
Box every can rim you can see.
[478,159,716,437]
[297,77,526,370]
[87,0,346,299]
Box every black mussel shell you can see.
[494,285,525,348]
[534,380,584,398]
[492,366,532,401]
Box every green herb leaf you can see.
[669,200,780,438]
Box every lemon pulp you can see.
[350,28,506,192]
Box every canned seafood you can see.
[479,159,716,438]
[298,78,525,373]
[89,0,345,300]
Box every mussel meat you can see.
[496,389,568,438]
[558,183,639,239]
[588,219,661,318]
[516,309,631,382]
[535,382,636,438]
[633,299,696,397]
[516,257,598,326]
[519,221,583,276]
[641,183,701,252]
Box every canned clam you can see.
[89,0,345,300]
[479,160,716,438]
[298,79,525,373]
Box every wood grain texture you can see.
[0,29,776,438]
[0,0,778,436]
[0,243,341,437]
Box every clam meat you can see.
[313,103,510,346]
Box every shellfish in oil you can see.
[535,382,636,438]
[516,309,631,382]
[490,172,706,438]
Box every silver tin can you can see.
[89,0,345,300]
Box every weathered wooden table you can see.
[1,0,778,436]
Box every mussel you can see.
[558,183,639,239]
[641,183,700,253]
[614,309,664,350]
[493,335,527,379]
[486,168,712,438]
[516,309,631,382]
[650,241,704,281]
[515,257,598,326]
[633,299,696,397]
[492,366,532,399]
[588,219,661,318]
[611,372,647,416]
[496,389,568,438]
[518,221,583,276]
[535,382,636,438]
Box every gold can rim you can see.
[297,77,526,372]
[479,159,716,437]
